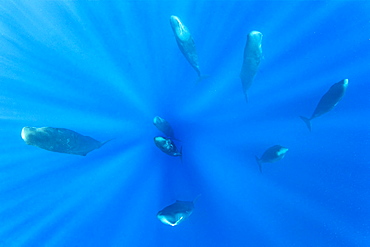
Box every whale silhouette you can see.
[240,31,263,102]
[157,195,200,226]
[300,79,349,131]
[153,116,176,139]
[255,145,288,173]
[153,136,181,157]
[21,127,110,156]
[170,15,204,80]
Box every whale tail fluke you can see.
[100,138,115,147]
[196,74,210,84]
[179,146,183,163]
[172,137,182,142]
[255,156,262,173]
[244,93,248,103]
[300,116,312,131]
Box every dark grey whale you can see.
[170,15,203,79]
[240,31,263,102]
[21,127,110,156]
[153,136,181,157]
[300,79,349,131]
[157,195,200,226]
[255,145,288,173]
[153,116,176,139]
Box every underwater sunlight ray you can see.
[0,1,368,246]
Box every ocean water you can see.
[0,1,369,246]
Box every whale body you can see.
[157,196,200,226]
[170,15,202,78]
[240,31,263,102]
[300,79,349,131]
[255,145,288,173]
[153,136,181,157]
[153,116,176,139]
[21,127,109,156]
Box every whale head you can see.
[21,126,52,146]
[21,127,38,145]
[157,211,188,226]
[154,136,173,151]
[154,136,168,147]
[157,199,197,226]
[169,15,189,39]
[169,15,181,29]
[248,31,263,46]
[341,79,349,88]
[153,116,165,127]
[276,146,289,158]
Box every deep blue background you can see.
[0,1,369,246]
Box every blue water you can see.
[0,1,369,246]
